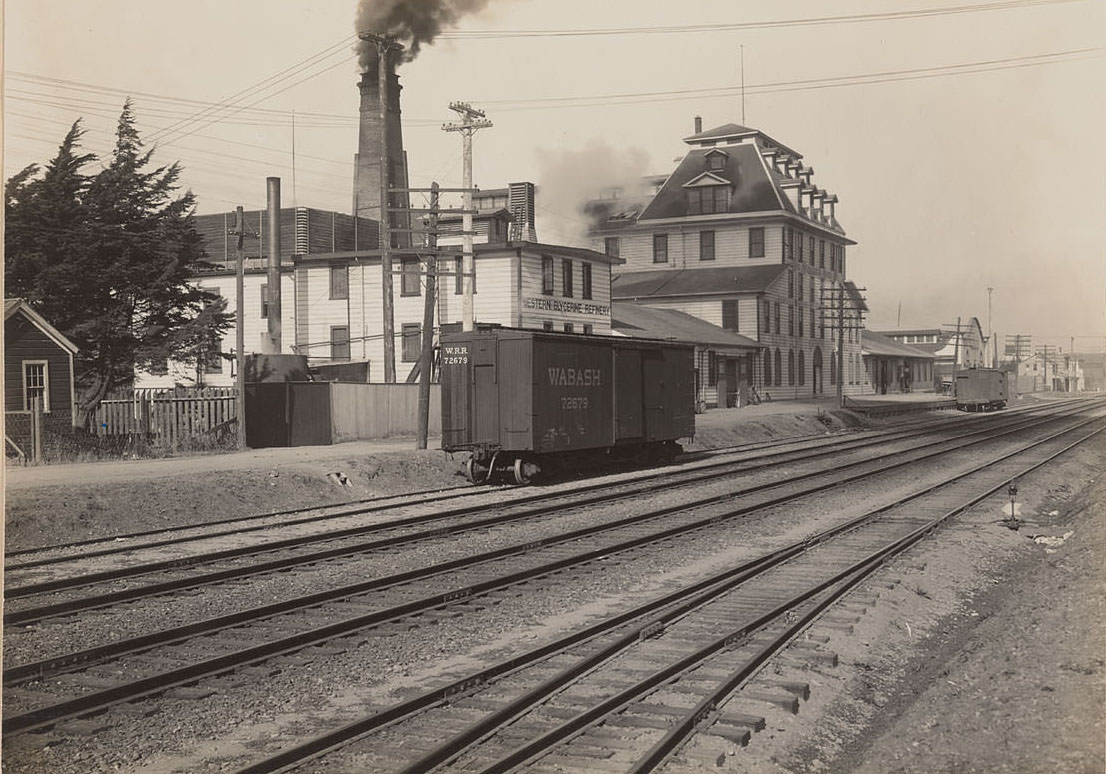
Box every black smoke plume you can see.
[355,0,492,68]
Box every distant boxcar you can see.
[954,367,1008,412]
[441,327,695,484]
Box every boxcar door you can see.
[471,339,499,443]
[641,350,667,440]
[614,348,644,440]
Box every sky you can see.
[4,0,1105,354]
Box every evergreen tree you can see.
[4,102,228,427]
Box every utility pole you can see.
[416,182,439,450]
[987,287,994,367]
[443,102,492,331]
[820,282,865,409]
[228,206,257,450]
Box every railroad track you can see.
[230,409,1104,773]
[4,398,1078,576]
[3,401,1100,744]
[3,399,1082,605]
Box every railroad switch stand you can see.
[1003,483,1022,531]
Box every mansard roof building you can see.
[589,119,868,404]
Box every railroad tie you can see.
[741,689,801,714]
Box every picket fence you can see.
[94,387,237,445]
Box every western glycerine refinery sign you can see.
[523,297,610,316]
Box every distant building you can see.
[875,317,986,390]
[861,330,936,395]
[588,119,865,403]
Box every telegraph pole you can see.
[443,102,492,331]
[228,206,257,450]
[416,183,440,450]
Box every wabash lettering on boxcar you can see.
[547,367,601,387]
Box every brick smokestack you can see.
[353,45,411,248]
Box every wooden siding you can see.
[603,222,784,274]
[4,312,74,415]
[516,251,612,333]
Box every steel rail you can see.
[5,397,1080,574]
[5,402,1087,627]
[232,418,1104,774]
[5,411,1100,739]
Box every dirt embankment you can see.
[3,407,866,552]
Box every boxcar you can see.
[954,367,1008,411]
[441,327,695,483]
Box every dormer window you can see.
[705,148,728,172]
[687,185,729,215]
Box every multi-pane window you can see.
[721,300,739,332]
[797,273,803,300]
[583,324,593,335]
[542,321,554,331]
[562,259,573,298]
[581,263,593,300]
[774,349,782,386]
[700,230,715,261]
[604,237,620,258]
[686,186,729,215]
[763,351,772,387]
[784,227,793,260]
[22,361,48,411]
[401,323,420,362]
[707,152,727,171]
[788,350,796,386]
[798,308,804,337]
[400,257,420,296]
[774,301,781,334]
[542,255,554,294]
[819,240,826,268]
[708,351,718,386]
[330,325,350,361]
[653,234,668,263]
[798,350,806,386]
[329,263,348,300]
[563,323,574,333]
[808,236,815,264]
[260,284,269,319]
[749,227,765,258]
[788,270,794,299]
[762,298,771,333]
[788,305,795,336]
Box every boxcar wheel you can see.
[466,457,488,485]
[511,456,531,486]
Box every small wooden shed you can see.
[4,298,79,424]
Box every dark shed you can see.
[4,298,79,422]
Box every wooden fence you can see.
[93,387,237,445]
